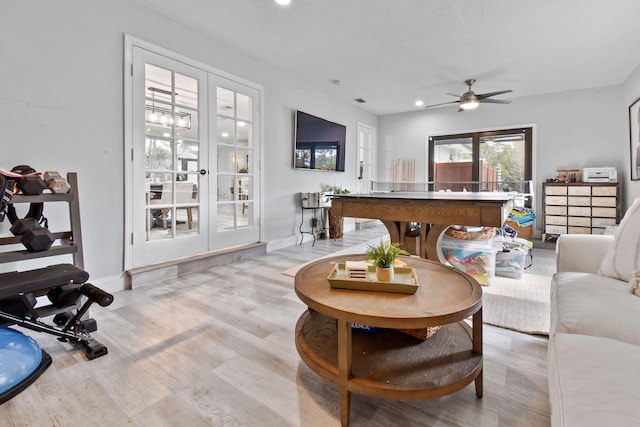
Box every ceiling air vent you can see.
[354,98,366,103]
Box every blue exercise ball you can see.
[0,327,43,395]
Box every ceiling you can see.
[132,0,640,116]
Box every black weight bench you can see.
[0,263,113,360]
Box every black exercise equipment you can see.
[0,173,11,222]
[0,263,113,360]
[7,205,54,252]
[9,217,38,235]
[16,175,46,195]
[9,165,46,195]
[21,228,55,252]
[3,165,55,252]
[0,172,112,366]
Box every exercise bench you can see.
[0,263,113,359]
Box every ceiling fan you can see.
[424,79,513,112]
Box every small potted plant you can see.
[365,240,409,282]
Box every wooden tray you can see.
[327,263,419,294]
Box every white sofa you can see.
[549,233,640,426]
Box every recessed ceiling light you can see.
[414,100,424,107]
[275,0,291,5]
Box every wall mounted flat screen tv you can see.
[294,110,346,172]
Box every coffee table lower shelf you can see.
[295,310,482,411]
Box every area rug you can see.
[482,273,550,335]
[280,238,383,277]
[282,243,551,336]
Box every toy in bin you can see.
[334,320,378,333]
[442,246,494,285]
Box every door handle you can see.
[199,169,208,175]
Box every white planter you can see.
[376,266,394,282]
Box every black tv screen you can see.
[293,110,346,172]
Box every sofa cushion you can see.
[598,197,640,282]
[551,272,640,346]
[548,333,640,427]
[631,270,640,297]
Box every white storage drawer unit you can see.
[542,182,620,240]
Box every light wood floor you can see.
[1,224,551,426]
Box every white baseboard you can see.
[91,273,127,294]
[267,235,298,252]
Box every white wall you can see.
[0,1,376,282]
[378,85,628,235]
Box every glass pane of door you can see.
[144,63,201,241]
[480,133,527,193]
[215,86,254,232]
[429,128,532,207]
[432,137,474,191]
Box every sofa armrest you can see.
[555,234,614,274]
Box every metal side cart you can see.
[299,192,332,245]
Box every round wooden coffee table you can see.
[294,254,483,427]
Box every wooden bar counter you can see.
[330,192,514,260]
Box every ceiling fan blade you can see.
[423,100,460,109]
[480,98,511,104]
[477,89,513,99]
[446,93,462,98]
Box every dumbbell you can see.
[10,165,46,195]
[16,175,46,195]
[43,171,70,194]
[10,217,55,252]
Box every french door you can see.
[126,40,261,269]
[357,122,376,194]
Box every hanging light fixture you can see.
[459,93,480,110]
[145,87,192,129]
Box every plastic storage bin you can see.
[495,247,528,279]
[439,235,498,285]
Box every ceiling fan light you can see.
[460,101,479,110]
